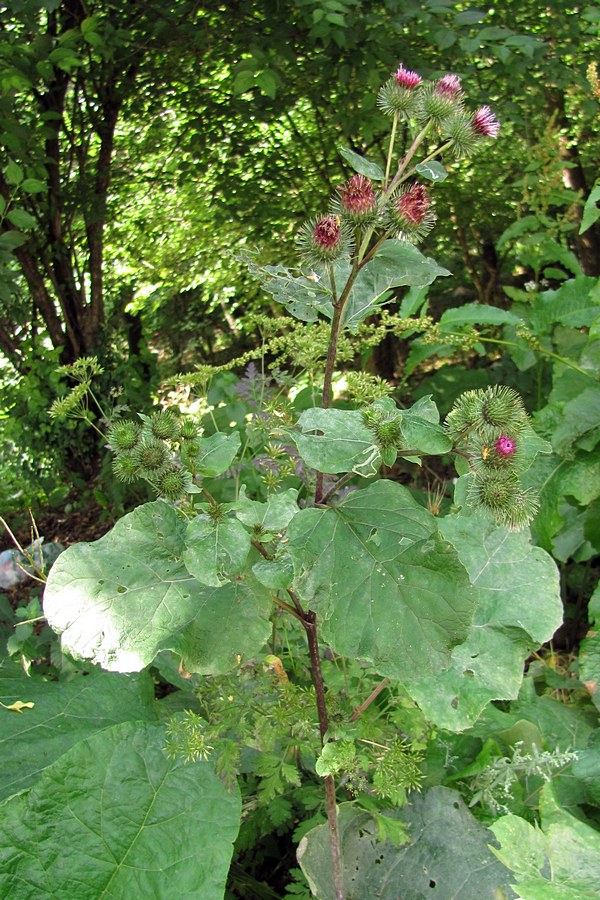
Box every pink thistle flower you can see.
[495,435,516,457]
[472,105,500,138]
[435,74,462,97]
[393,64,422,90]
[338,174,377,218]
[396,183,431,224]
[313,215,342,250]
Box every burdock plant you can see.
[44,62,557,900]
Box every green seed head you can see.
[112,449,140,483]
[134,436,170,474]
[481,386,526,430]
[179,418,201,440]
[475,469,519,511]
[155,468,193,501]
[149,409,181,441]
[107,420,141,452]
[374,418,403,449]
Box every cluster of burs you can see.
[107,409,199,501]
[446,385,539,529]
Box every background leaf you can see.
[0,721,241,899]
[0,664,157,802]
[196,431,241,477]
[298,788,517,900]
[339,146,385,181]
[491,784,600,899]
[408,505,562,730]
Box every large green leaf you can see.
[298,789,517,900]
[0,664,157,801]
[183,513,251,586]
[491,785,600,899]
[408,507,562,730]
[196,431,241,477]
[233,486,299,534]
[44,501,271,673]
[0,721,241,899]
[336,240,450,331]
[286,480,477,682]
[255,263,334,322]
[293,407,381,475]
[399,395,452,455]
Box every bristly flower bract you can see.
[106,419,141,452]
[297,214,351,266]
[418,75,464,124]
[386,183,436,243]
[378,63,422,117]
[155,468,195,501]
[133,435,171,479]
[334,174,379,227]
[148,408,181,441]
[472,105,500,138]
[112,449,140,483]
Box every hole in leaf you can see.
[116,585,127,593]
[450,696,458,708]
[470,652,479,658]
[453,801,460,809]
[429,880,436,888]
[462,669,474,677]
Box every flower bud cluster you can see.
[296,62,499,268]
[378,63,499,158]
[107,409,200,501]
[445,386,538,529]
[362,400,404,466]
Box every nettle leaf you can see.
[0,721,241,900]
[408,505,562,730]
[183,513,251,586]
[294,407,381,475]
[44,501,271,673]
[580,179,600,234]
[415,159,448,182]
[286,480,477,682]
[298,789,516,900]
[339,146,385,181]
[196,431,241,476]
[0,664,157,801]
[335,240,450,331]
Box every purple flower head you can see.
[313,215,342,250]
[396,183,432,224]
[339,174,377,217]
[435,74,462,98]
[495,435,516,457]
[393,64,422,90]
[473,105,500,138]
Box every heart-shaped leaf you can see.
[286,480,477,681]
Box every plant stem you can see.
[350,678,390,721]
[388,119,433,193]
[303,610,345,900]
[384,112,399,188]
